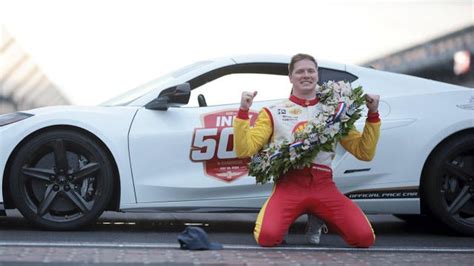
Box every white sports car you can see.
[1,55,473,235]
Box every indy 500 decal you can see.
[190,109,258,182]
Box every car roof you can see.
[229,54,346,71]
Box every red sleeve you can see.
[237,108,249,119]
[367,111,380,123]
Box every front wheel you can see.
[9,129,114,230]
[423,133,474,235]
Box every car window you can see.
[183,63,358,108]
[319,68,358,84]
[101,60,213,106]
[186,73,290,107]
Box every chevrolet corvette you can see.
[0,55,473,235]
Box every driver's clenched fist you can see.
[364,94,380,113]
[240,91,258,110]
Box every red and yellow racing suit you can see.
[233,95,381,248]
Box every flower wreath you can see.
[248,81,366,184]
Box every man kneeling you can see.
[233,53,381,248]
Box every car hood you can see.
[24,105,139,116]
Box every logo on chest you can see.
[292,121,308,133]
[276,107,302,122]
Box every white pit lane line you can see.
[0,241,473,253]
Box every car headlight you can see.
[0,112,34,127]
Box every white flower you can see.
[303,123,314,134]
[313,113,325,124]
[340,114,350,122]
[261,161,270,170]
[302,139,311,150]
[346,103,357,116]
[324,123,340,137]
[321,104,335,114]
[289,147,297,162]
[332,82,341,94]
[308,133,319,143]
[319,135,328,144]
[346,99,354,107]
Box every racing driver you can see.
[233,53,381,248]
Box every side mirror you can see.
[145,83,191,111]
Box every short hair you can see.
[289,53,318,74]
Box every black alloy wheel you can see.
[9,130,114,230]
[423,133,474,236]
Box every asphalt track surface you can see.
[1,210,473,265]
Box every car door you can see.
[128,63,362,208]
[128,64,290,208]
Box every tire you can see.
[422,133,474,236]
[9,129,114,230]
[393,214,430,225]
[393,214,449,233]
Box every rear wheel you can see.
[423,133,474,235]
[9,129,114,230]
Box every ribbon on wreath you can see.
[327,102,346,125]
[269,151,282,161]
[289,141,304,162]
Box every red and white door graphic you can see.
[190,109,258,182]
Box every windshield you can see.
[100,60,213,106]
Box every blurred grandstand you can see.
[0,26,70,115]
[364,25,473,88]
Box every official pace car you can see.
[0,55,473,235]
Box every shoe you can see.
[305,214,327,245]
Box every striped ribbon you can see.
[332,102,346,123]
[269,151,282,161]
[289,141,303,149]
